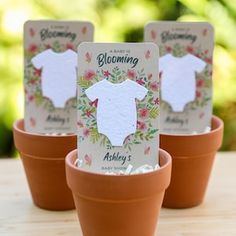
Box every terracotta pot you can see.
[13,119,76,211]
[66,148,172,236]
[160,115,224,208]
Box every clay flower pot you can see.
[66,148,172,236]
[160,115,224,208]
[13,119,76,211]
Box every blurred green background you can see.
[0,0,236,157]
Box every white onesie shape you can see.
[31,49,77,108]
[85,79,148,146]
[159,53,206,112]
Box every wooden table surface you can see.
[0,152,235,236]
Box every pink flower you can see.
[186,46,194,53]
[84,154,92,166]
[34,68,42,77]
[127,69,136,79]
[139,108,149,119]
[196,79,204,88]
[196,91,202,98]
[83,128,90,137]
[137,121,146,131]
[166,46,172,53]
[28,44,37,53]
[150,82,159,91]
[89,98,98,108]
[84,70,96,81]
[136,79,145,85]
[66,43,74,50]
[154,97,159,105]
[103,70,111,77]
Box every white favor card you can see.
[145,22,214,134]
[24,20,94,134]
[77,43,160,174]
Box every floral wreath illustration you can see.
[78,66,159,151]
[159,43,212,111]
[25,40,77,112]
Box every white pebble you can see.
[192,126,211,135]
[131,164,154,174]
[125,164,133,175]
[154,164,160,170]
[105,172,116,175]
[204,126,211,133]
[74,158,83,167]
[44,132,72,136]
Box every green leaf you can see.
[149,129,158,135]
[78,76,92,89]
[149,107,159,119]
[90,128,100,143]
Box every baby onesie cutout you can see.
[85,79,148,146]
[159,53,206,112]
[31,49,77,108]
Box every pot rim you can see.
[13,119,77,158]
[159,115,224,157]
[160,115,223,137]
[13,119,76,139]
[66,148,172,200]
[66,148,171,178]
